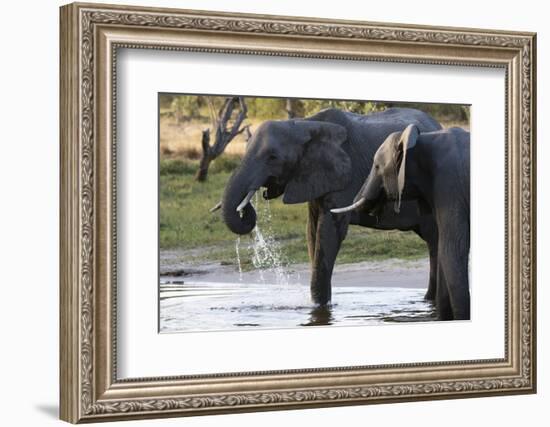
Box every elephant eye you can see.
[268,153,278,161]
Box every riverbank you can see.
[159,256,433,333]
[161,250,429,290]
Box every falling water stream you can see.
[235,237,243,281]
[233,194,299,286]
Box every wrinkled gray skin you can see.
[335,125,470,320]
[220,108,442,306]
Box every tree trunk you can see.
[286,98,304,119]
[195,155,212,182]
[286,98,296,119]
[195,129,212,182]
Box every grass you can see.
[160,156,428,267]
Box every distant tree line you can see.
[160,94,469,182]
[161,94,469,124]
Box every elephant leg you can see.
[435,262,453,320]
[425,244,438,301]
[306,202,319,267]
[437,220,470,320]
[310,206,349,305]
[415,222,438,301]
[420,226,438,301]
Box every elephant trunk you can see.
[356,168,382,203]
[221,165,262,235]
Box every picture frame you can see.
[59,2,536,423]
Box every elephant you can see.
[331,125,470,320]
[219,107,442,306]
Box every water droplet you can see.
[235,237,243,281]
[249,194,293,285]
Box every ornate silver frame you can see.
[60,2,536,423]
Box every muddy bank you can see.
[161,249,429,289]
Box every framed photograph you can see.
[60,2,537,423]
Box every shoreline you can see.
[160,252,429,289]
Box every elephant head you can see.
[221,119,351,235]
[332,124,419,216]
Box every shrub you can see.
[160,145,174,156]
[179,146,201,160]
[210,155,242,174]
[160,159,197,176]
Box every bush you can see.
[387,102,469,123]
[171,95,204,123]
[180,146,201,160]
[246,98,287,120]
[160,145,174,156]
[210,155,242,174]
[160,155,242,177]
[302,99,385,117]
[160,159,197,176]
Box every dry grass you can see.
[160,116,258,159]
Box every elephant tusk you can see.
[330,197,366,214]
[236,190,256,212]
[209,201,222,213]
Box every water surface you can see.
[160,279,436,333]
[160,197,435,333]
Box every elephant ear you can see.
[283,121,351,204]
[394,124,419,213]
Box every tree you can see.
[246,98,286,119]
[195,96,249,182]
[171,96,195,125]
[285,98,304,119]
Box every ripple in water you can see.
[159,282,436,333]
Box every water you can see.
[235,237,243,281]
[159,280,435,333]
[159,195,435,334]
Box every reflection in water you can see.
[159,280,436,333]
[302,305,334,326]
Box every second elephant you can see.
[332,125,470,320]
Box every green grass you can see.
[160,156,428,266]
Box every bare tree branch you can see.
[244,125,252,142]
[228,97,248,139]
[195,96,248,182]
[234,124,250,136]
